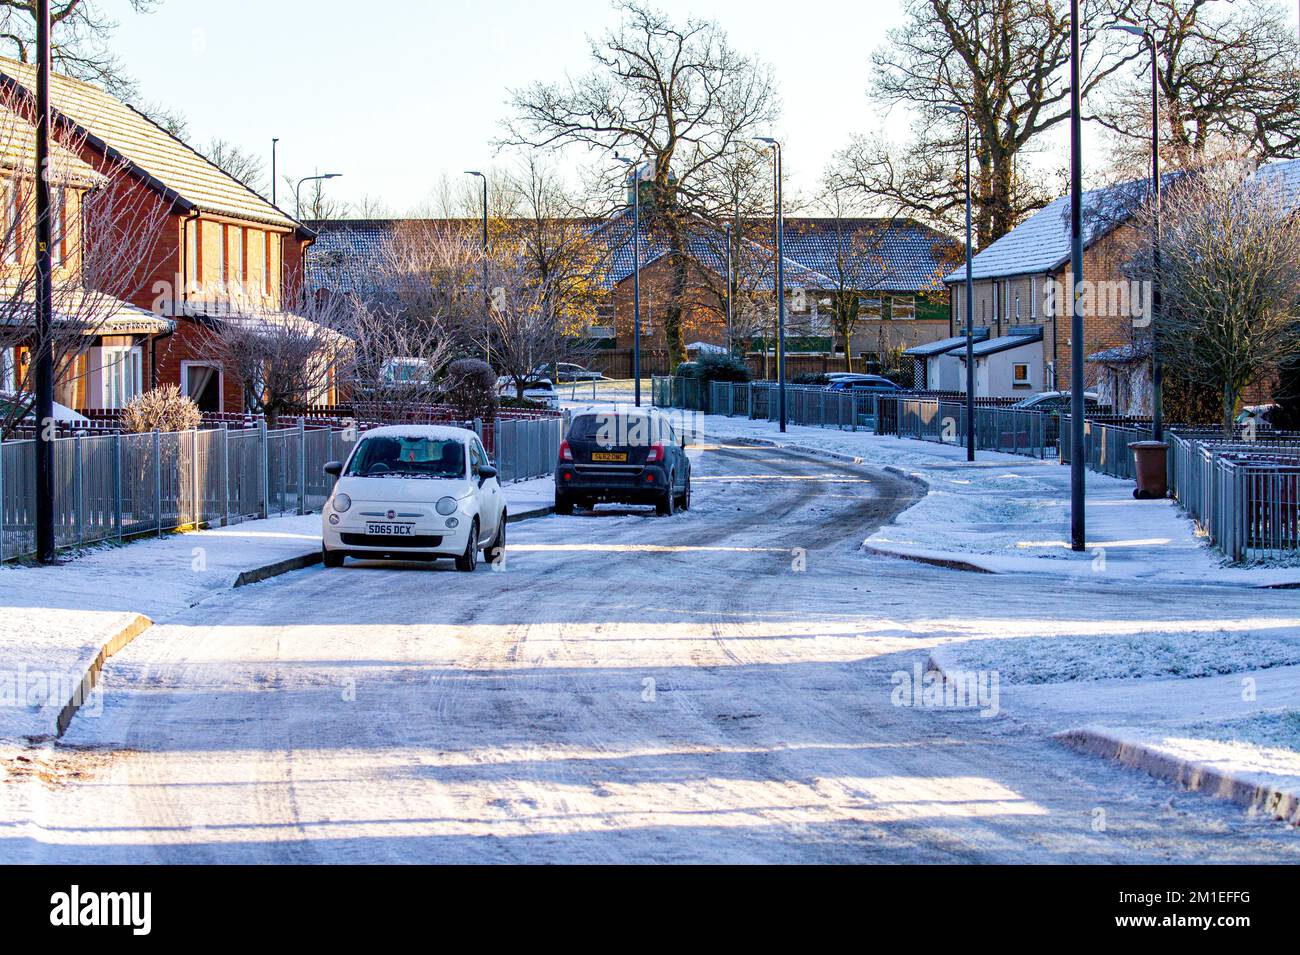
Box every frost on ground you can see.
[934,629,1300,685]
[1184,710,1300,753]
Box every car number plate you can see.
[591,451,627,462]
[366,522,414,536]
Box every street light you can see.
[724,221,734,355]
[465,171,491,365]
[754,136,786,433]
[1068,0,1086,551]
[1110,23,1163,442]
[294,173,341,220]
[614,152,650,405]
[941,105,976,462]
[271,138,279,206]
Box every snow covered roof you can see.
[1087,340,1152,364]
[958,326,1043,360]
[943,179,1156,284]
[780,218,960,291]
[903,329,990,357]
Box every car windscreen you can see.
[345,436,466,479]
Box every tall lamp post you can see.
[614,153,648,405]
[465,171,491,365]
[271,138,279,206]
[724,221,734,355]
[1068,0,1087,551]
[1110,23,1163,441]
[755,137,786,433]
[941,105,976,462]
[295,172,341,221]
[33,0,54,563]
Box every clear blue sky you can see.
[102,0,911,213]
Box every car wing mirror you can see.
[477,464,498,484]
[324,461,343,477]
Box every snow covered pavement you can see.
[6,442,1300,862]
[693,412,1300,587]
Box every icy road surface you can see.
[14,442,1300,862]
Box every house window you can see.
[263,231,273,296]
[4,182,19,264]
[52,188,65,268]
[181,361,222,414]
[891,295,915,320]
[233,226,246,287]
[100,345,143,409]
[1013,362,1031,386]
[1014,290,1021,322]
[0,348,13,392]
[858,296,882,318]
[218,223,229,285]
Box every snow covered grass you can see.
[934,630,1300,685]
[1185,710,1300,753]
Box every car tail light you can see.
[559,440,573,461]
[645,442,665,463]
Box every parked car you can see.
[824,375,902,394]
[1010,390,1101,411]
[320,424,506,571]
[555,407,691,516]
[497,377,559,409]
[530,362,604,383]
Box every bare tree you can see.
[195,280,356,427]
[507,0,779,365]
[1096,0,1300,174]
[0,108,169,438]
[199,138,265,194]
[1125,162,1300,434]
[837,0,1131,246]
[0,0,159,99]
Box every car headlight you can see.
[332,492,352,513]
[436,496,458,516]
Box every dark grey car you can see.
[555,408,691,515]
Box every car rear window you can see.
[569,413,665,445]
[346,436,466,479]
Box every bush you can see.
[676,353,750,383]
[441,358,499,422]
[121,385,202,433]
[792,373,829,386]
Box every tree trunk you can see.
[663,224,689,367]
[1222,385,1236,439]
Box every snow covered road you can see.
[9,442,1300,862]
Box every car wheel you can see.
[655,478,676,516]
[455,519,479,572]
[679,472,691,510]
[484,514,506,564]
[554,493,574,515]
[321,546,344,568]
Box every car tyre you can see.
[321,546,344,568]
[655,477,676,516]
[554,493,574,515]
[484,513,506,564]
[455,519,479,572]
[678,472,691,511]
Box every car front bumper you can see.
[322,509,474,559]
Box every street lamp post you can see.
[724,221,733,355]
[614,153,648,405]
[465,171,491,365]
[271,138,279,206]
[1068,0,1086,552]
[941,105,976,462]
[294,172,341,221]
[755,137,786,433]
[1110,23,1163,441]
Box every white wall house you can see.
[956,327,1044,398]
[904,330,991,391]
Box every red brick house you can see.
[0,56,316,414]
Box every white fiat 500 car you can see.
[321,425,506,571]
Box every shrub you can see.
[676,353,750,383]
[792,373,830,386]
[121,385,202,434]
[441,358,499,422]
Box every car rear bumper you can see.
[556,463,670,501]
